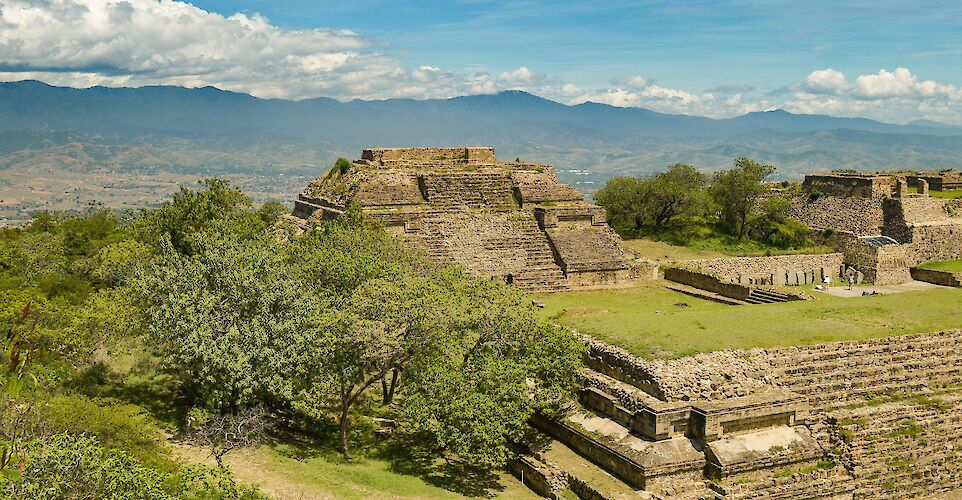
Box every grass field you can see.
[918,260,962,272]
[176,443,538,500]
[623,238,727,262]
[908,187,962,199]
[535,282,962,358]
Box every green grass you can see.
[535,282,962,358]
[909,186,962,199]
[623,238,727,262]
[621,222,832,261]
[917,259,962,272]
[210,444,540,500]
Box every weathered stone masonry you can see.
[527,330,962,499]
[291,147,643,291]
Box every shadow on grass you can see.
[69,360,187,428]
[269,421,509,498]
[384,441,508,498]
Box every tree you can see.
[295,275,454,459]
[133,178,252,255]
[396,277,583,468]
[186,406,273,467]
[595,165,705,234]
[594,176,650,234]
[750,195,812,248]
[709,158,775,239]
[645,163,705,231]
[133,226,330,413]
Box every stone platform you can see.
[291,147,644,292]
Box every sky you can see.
[1,0,961,123]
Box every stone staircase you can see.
[763,330,962,410]
[422,171,518,209]
[743,288,797,304]
[520,350,847,499]
[829,396,962,499]
[403,211,568,292]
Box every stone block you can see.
[856,271,864,284]
[773,268,786,286]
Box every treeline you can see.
[595,158,812,250]
[1,179,582,497]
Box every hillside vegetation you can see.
[0,179,582,498]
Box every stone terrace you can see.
[521,330,962,498]
[292,147,639,292]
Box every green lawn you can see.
[623,238,726,262]
[197,444,540,500]
[908,187,962,199]
[918,260,962,272]
[535,282,962,359]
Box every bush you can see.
[3,433,169,499]
[40,395,176,472]
[1,433,263,499]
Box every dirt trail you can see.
[171,443,334,500]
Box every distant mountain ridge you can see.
[2,80,962,186]
[3,80,957,140]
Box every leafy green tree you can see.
[645,163,705,231]
[594,177,650,234]
[133,228,330,413]
[289,205,430,300]
[750,195,812,248]
[595,165,705,234]
[709,158,776,239]
[3,434,168,499]
[134,178,252,255]
[396,277,583,468]
[92,240,152,286]
[295,275,454,458]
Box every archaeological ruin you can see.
[291,152,962,498]
[291,147,646,291]
[518,330,962,499]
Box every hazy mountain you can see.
[3,80,962,193]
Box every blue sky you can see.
[191,0,962,93]
[1,0,961,122]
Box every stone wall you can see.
[663,267,753,300]
[910,267,962,287]
[803,174,897,198]
[787,195,885,236]
[531,415,649,489]
[683,253,844,284]
[361,147,495,164]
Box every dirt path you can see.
[171,443,334,500]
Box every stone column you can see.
[918,178,930,196]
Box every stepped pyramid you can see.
[292,147,640,292]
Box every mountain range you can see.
[2,80,962,215]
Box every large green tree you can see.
[709,158,776,239]
[645,163,706,231]
[397,276,583,467]
[133,224,330,412]
[595,164,705,234]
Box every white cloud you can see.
[855,67,919,98]
[0,2,960,124]
[804,68,849,94]
[571,77,762,117]
[0,0,556,101]
[786,67,962,123]
[497,66,534,86]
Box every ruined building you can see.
[292,147,641,291]
[519,330,962,499]
[789,172,962,285]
